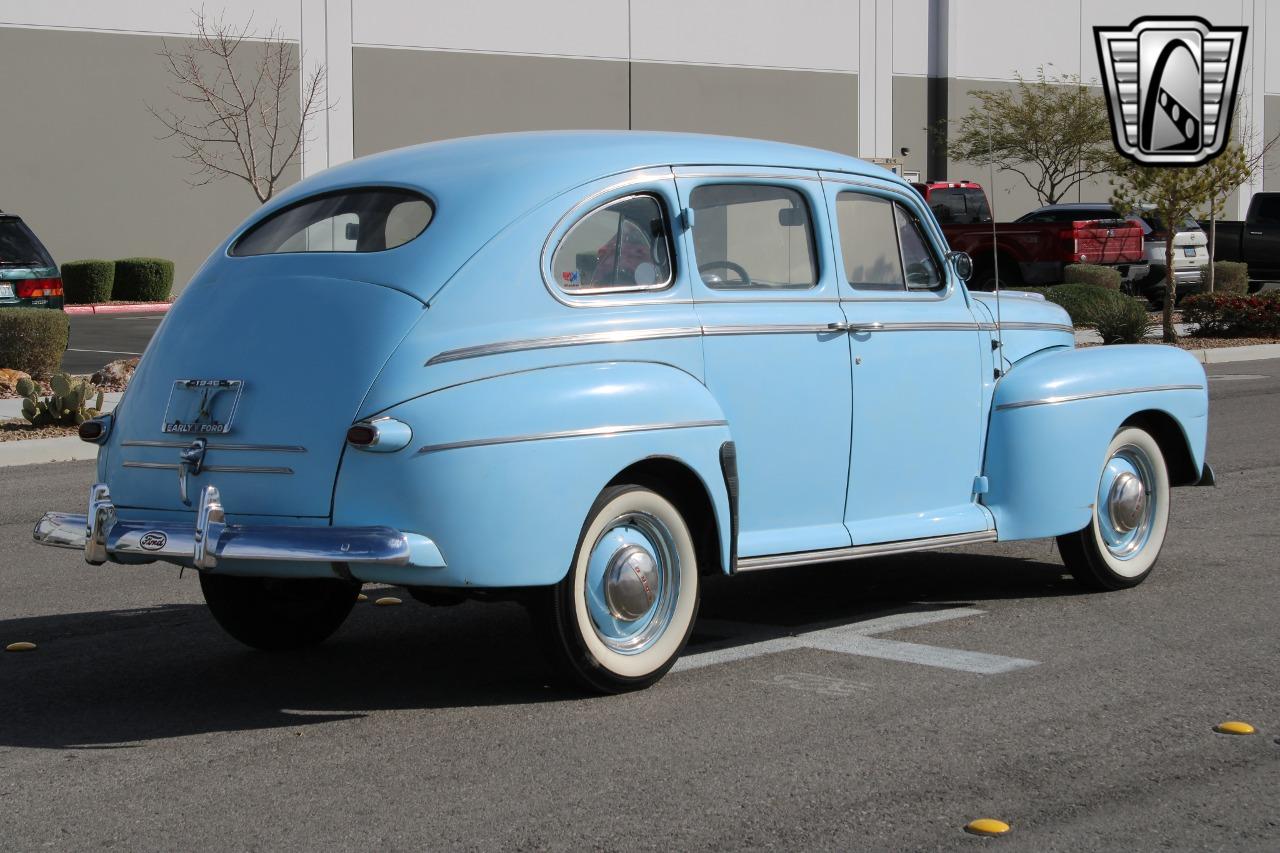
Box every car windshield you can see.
[0,219,55,267]
[927,188,991,224]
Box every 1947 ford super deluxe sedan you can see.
[33,132,1212,692]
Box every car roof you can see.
[253,131,900,227]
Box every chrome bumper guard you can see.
[32,483,446,572]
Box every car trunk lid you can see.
[108,274,424,517]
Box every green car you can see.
[0,211,63,310]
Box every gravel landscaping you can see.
[0,419,78,442]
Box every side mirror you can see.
[345,222,360,241]
[947,250,974,282]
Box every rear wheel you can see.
[535,484,700,693]
[200,574,360,650]
[1057,427,1170,590]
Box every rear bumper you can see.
[33,483,447,581]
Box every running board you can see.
[735,530,997,573]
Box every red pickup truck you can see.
[911,182,1149,290]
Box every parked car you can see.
[1200,191,1280,285]
[912,182,1148,290]
[1018,203,1208,303]
[0,210,63,309]
[33,132,1212,693]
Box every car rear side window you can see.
[231,189,433,256]
[689,184,817,289]
[551,194,673,292]
[927,188,991,224]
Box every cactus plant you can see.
[18,372,102,427]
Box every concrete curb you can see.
[1189,343,1280,363]
[64,303,171,315]
[0,435,96,467]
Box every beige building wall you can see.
[0,27,298,291]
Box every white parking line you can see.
[674,607,1039,675]
[1206,374,1268,381]
[66,348,142,355]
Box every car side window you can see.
[835,193,905,290]
[688,184,817,289]
[894,204,943,290]
[551,194,673,292]
[232,189,433,256]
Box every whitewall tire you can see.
[538,484,700,693]
[1058,426,1171,590]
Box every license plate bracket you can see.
[161,379,244,434]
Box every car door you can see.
[820,174,992,545]
[674,167,853,558]
[1243,194,1280,279]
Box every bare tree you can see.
[949,67,1114,206]
[148,8,325,203]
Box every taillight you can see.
[346,417,413,452]
[15,277,63,298]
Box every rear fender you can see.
[983,345,1208,541]
[333,361,733,587]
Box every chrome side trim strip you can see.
[122,461,294,474]
[736,530,998,572]
[995,384,1204,411]
[703,323,841,336]
[997,321,1075,333]
[122,440,307,453]
[425,326,703,366]
[416,419,728,455]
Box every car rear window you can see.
[927,188,991,224]
[231,188,433,256]
[0,218,55,267]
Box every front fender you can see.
[983,345,1208,541]
[333,361,734,587]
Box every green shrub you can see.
[1199,261,1249,295]
[0,308,69,378]
[1092,296,1156,344]
[113,257,174,302]
[1011,283,1134,327]
[1182,291,1280,337]
[60,260,115,304]
[1063,263,1122,290]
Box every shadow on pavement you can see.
[0,549,1072,749]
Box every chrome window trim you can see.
[416,419,728,455]
[540,171,686,308]
[736,530,997,572]
[549,192,675,296]
[425,326,703,366]
[122,440,307,453]
[122,461,295,474]
[995,384,1204,411]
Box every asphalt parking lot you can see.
[1,359,1277,850]
[62,312,164,374]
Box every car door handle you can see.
[848,322,884,333]
[826,321,850,332]
[1249,230,1263,236]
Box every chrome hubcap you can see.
[1096,445,1156,560]
[584,511,681,655]
[604,544,659,620]
[1107,471,1147,532]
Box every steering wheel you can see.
[698,260,751,286]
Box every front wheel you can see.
[535,484,700,693]
[200,574,360,650]
[1057,426,1171,590]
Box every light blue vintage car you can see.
[34,132,1211,692]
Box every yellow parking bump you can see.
[1214,721,1256,735]
[374,596,402,607]
[964,818,1011,837]
[5,641,38,652]
[356,593,368,602]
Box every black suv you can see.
[0,211,63,309]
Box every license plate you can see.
[161,379,244,434]
[0,284,13,298]
[1183,247,1197,257]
